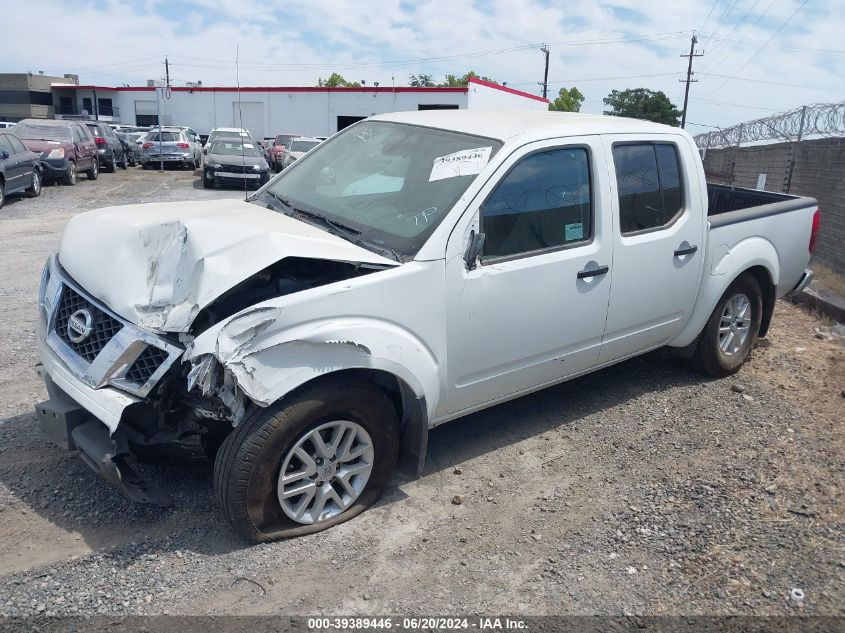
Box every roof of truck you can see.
[370,110,687,142]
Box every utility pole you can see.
[679,34,702,129]
[540,44,550,100]
[165,56,171,87]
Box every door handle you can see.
[674,245,698,257]
[577,265,609,279]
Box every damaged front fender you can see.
[186,305,440,423]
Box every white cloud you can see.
[1,0,842,130]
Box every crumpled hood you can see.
[58,198,396,332]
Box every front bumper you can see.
[36,257,183,431]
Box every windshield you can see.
[290,140,320,153]
[211,139,262,157]
[13,123,71,142]
[148,131,181,142]
[258,121,502,259]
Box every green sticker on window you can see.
[565,223,584,241]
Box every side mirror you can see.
[202,147,208,155]
[0,150,8,160]
[464,230,485,271]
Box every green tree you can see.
[602,88,681,126]
[317,73,361,88]
[409,74,435,87]
[438,70,495,87]
[548,86,585,112]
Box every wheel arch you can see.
[670,239,779,349]
[263,368,429,477]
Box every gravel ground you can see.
[0,167,843,617]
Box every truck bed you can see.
[707,183,796,216]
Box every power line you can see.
[700,0,741,52]
[703,0,810,98]
[698,0,777,74]
[697,71,841,92]
[698,0,762,72]
[698,0,721,35]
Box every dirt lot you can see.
[0,167,843,616]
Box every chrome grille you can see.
[55,286,123,363]
[126,346,169,384]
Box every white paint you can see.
[41,110,815,438]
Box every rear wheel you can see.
[119,149,128,170]
[63,161,77,186]
[86,159,98,180]
[25,169,41,197]
[0,179,5,209]
[214,379,399,542]
[105,155,116,173]
[690,273,762,377]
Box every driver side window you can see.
[481,147,592,260]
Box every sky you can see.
[2,0,843,135]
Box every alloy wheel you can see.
[277,420,374,525]
[718,293,752,356]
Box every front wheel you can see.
[214,379,399,542]
[690,273,763,377]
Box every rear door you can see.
[444,137,613,414]
[598,135,705,363]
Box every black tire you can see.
[63,161,78,186]
[86,159,98,180]
[25,169,42,198]
[0,179,5,209]
[105,156,116,173]
[689,273,762,377]
[214,378,399,543]
[118,148,128,170]
[202,172,214,188]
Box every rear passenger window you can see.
[481,147,591,259]
[613,143,684,234]
[74,127,86,143]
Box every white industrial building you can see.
[50,78,549,138]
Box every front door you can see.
[444,137,613,415]
[598,136,705,363]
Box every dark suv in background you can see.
[13,119,98,185]
[83,122,126,172]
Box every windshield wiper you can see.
[257,190,403,263]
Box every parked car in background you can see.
[0,131,42,208]
[0,122,16,129]
[116,131,142,167]
[202,135,270,188]
[280,136,322,169]
[83,122,126,172]
[13,119,98,185]
[204,127,252,154]
[269,132,302,171]
[142,128,201,169]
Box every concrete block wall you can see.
[703,137,845,275]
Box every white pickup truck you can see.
[35,111,819,541]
